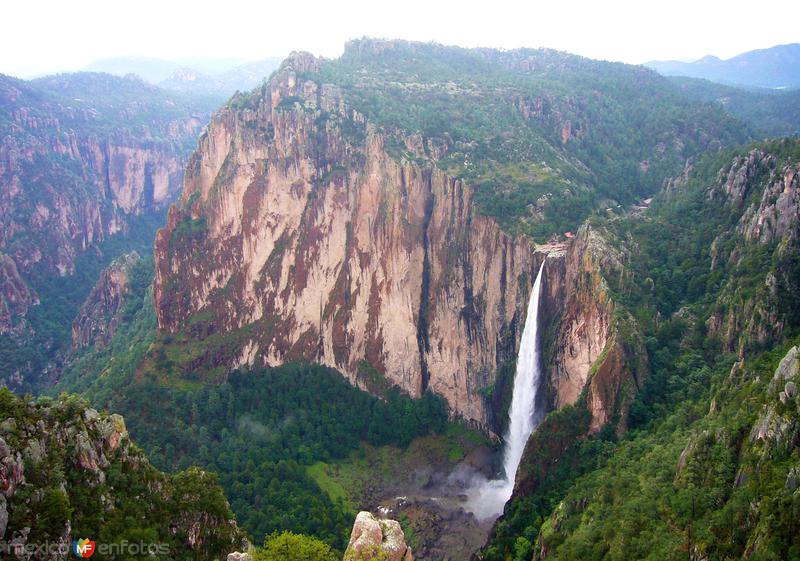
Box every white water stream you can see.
[466,261,546,520]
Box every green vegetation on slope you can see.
[302,39,749,240]
[483,138,800,561]
[56,275,450,553]
[112,366,447,551]
[669,76,800,139]
[0,213,165,392]
[0,388,245,560]
[533,341,800,561]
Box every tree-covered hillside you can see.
[294,39,750,239]
[0,388,245,560]
[669,76,800,138]
[482,139,800,561]
[53,260,450,553]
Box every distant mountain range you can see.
[83,55,283,99]
[645,43,800,89]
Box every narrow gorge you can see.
[0,72,213,390]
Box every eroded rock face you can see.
[748,346,800,450]
[704,149,800,354]
[155,55,537,427]
[0,254,37,334]
[344,511,413,561]
[0,130,191,278]
[155,54,647,432]
[709,149,800,246]
[0,73,206,389]
[539,226,647,432]
[71,251,140,349]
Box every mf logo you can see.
[72,539,96,558]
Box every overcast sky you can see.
[2,0,798,78]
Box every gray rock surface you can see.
[344,511,413,561]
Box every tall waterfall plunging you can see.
[465,261,546,520]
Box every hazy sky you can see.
[2,0,798,78]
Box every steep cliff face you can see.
[71,251,141,349]
[0,254,37,334]
[154,55,538,426]
[154,52,655,430]
[0,72,210,390]
[539,227,647,433]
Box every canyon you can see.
[5,37,799,561]
[154,52,642,433]
[0,72,213,389]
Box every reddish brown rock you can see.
[71,251,140,350]
[154,54,645,433]
[0,254,37,333]
[154,55,538,427]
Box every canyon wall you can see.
[0,72,208,389]
[0,127,195,278]
[154,55,539,426]
[155,54,645,430]
[539,227,647,433]
[0,73,204,326]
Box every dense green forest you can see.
[483,139,800,561]
[55,261,449,552]
[108,365,448,551]
[669,76,800,139]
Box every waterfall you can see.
[466,261,546,521]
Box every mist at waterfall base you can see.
[464,262,546,521]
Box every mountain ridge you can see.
[646,43,800,89]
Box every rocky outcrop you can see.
[71,251,140,349]
[0,254,37,333]
[750,346,800,449]
[539,226,647,433]
[706,148,800,246]
[344,511,413,561]
[0,389,245,560]
[154,54,538,427]
[703,147,800,354]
